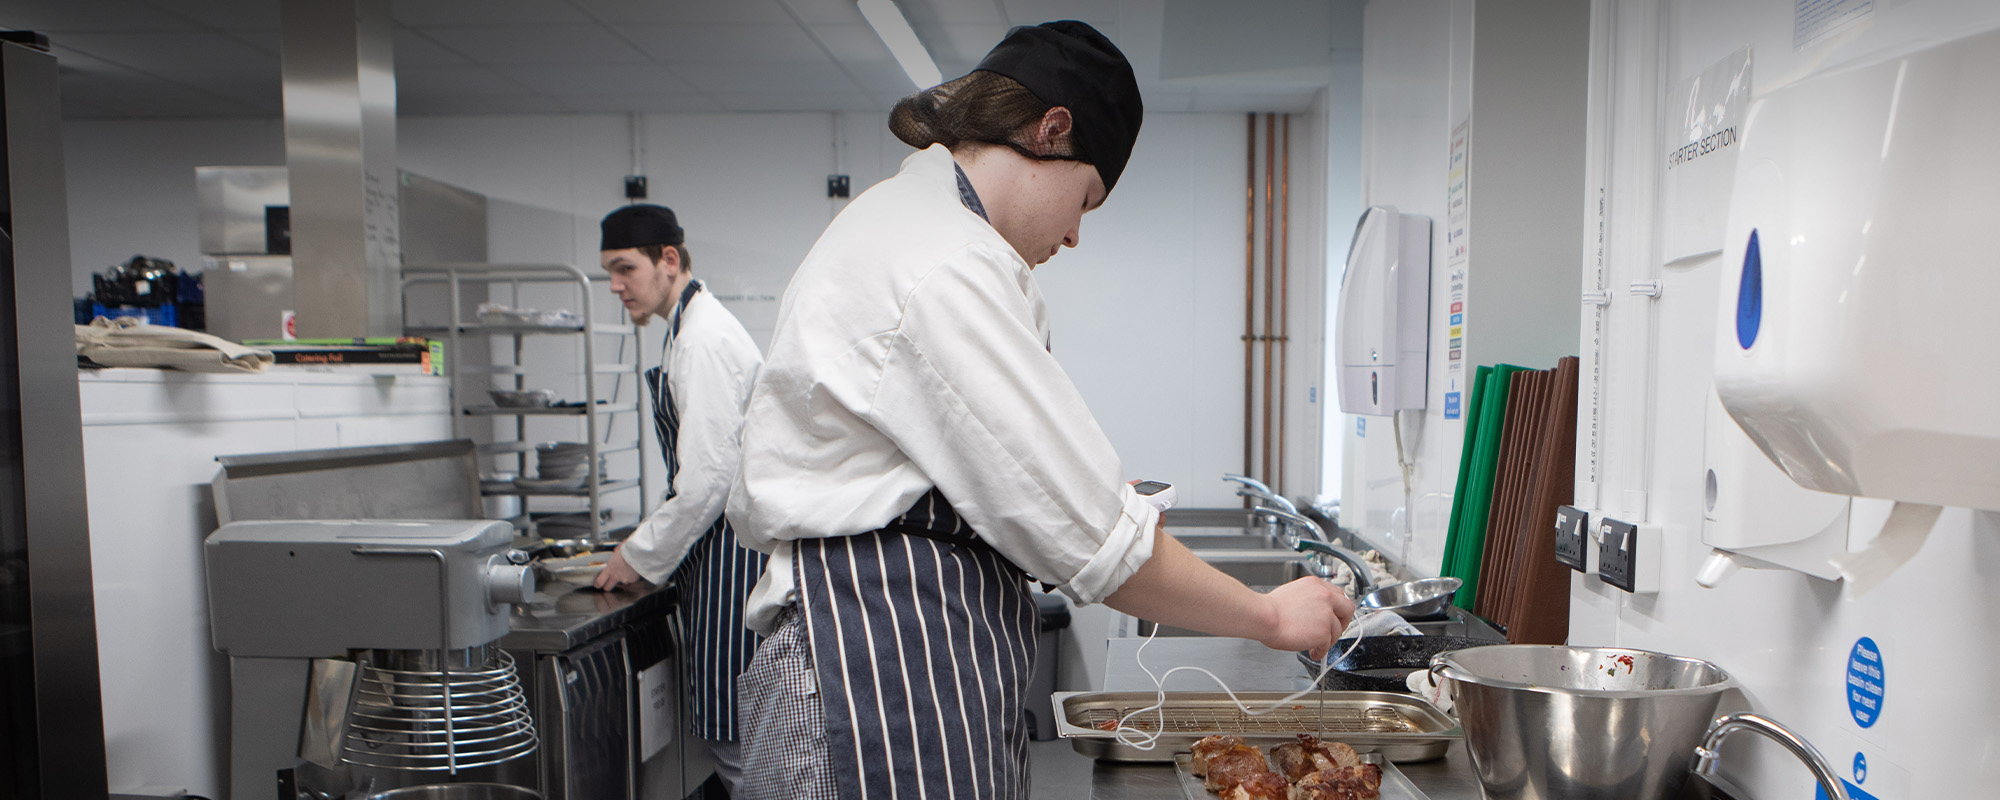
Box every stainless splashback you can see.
[281,0,402,338]
[196,166,289,255]
[194,167,488,342]
[212,439,482,525]
[400,172,488,265]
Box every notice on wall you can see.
[1446,118,1469,270]
[637,658,675,758]
[1444,118,1469,419]
[1845,637,1885,728]
[1795,0,1874,51]
[1445,272,1465,420]
[1661,47,1753,264]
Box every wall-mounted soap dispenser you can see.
[1698,389,1851,587]
[1337,205,1432,416]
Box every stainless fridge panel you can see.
[2,36,110,798]
[196,165,290,256]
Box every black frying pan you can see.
[1301,635,1501,692]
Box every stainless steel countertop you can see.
[1078,635,1486,800]
[501,574,672,651]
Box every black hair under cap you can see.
[972,20,1143,194]
[599,204,684,251]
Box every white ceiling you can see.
[2,0,1352,119]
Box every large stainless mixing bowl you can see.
[1430,645,1737,800]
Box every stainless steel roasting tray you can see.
[1171,752,1432,800]
[1053,690,1461,763]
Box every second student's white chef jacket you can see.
[729,143,1160,633]
[619,287,763,582]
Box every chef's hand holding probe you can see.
[1267,574,1358,662]
[592,547,643,592]
[1111,481,1358,662]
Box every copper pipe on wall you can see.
[1278,114,1291,494]
[1243,113,1256,489]
[1261,113,1276,487]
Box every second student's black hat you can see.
[600,204,683,251]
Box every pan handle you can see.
[1425,655,1458,711]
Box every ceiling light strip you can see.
[857,0,942,89]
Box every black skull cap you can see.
[972,20,1144,195]
[600,204,684,250]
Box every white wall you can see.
[1318,51,1365,504]
[1355,0,2000,797]
[1346,0,1460,572]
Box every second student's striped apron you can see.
[742,488,1041,800]
[649,279,767,743]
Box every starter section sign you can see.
[1845,637,1885,728]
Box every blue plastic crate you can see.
[92,303,178,328]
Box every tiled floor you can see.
[1028,738,1099,800]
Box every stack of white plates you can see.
[512,442,603,490]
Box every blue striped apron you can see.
[648,278,768,743]
[793,488,1042,800]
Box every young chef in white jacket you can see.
[727,22,1357,800]
[590,204,765,796]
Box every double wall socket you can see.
[1596,516,1661,593]
[1554,505,1589,571]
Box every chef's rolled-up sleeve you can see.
[866,242,1155,604]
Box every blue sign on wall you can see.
[1846,637,1884,728]
[1444,391,1461,419]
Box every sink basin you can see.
[1177,532,1284,550]
[1194,549,1311,585]
[1163,507,1260,529]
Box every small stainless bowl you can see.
[489,388,555,408]
[1359,576,1462,621]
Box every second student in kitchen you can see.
[592,204,764,796]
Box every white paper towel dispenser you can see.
[1337,205,1432,415]
[1713,27,2000,511]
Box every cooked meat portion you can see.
[1221,771,1290,800]
[1321,740,1363,769]
[1202,749,1275,794]
[1290,764,1384,800]
[1270,739,1331,780]
[1270,735,1363,780]
[1189,734,1252,776]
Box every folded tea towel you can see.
[76,316,274,373]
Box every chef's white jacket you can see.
[731,144,1159,633]
[621,288,763,583]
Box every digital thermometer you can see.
[1133,480,1177,513]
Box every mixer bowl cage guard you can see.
[331,647,539,773]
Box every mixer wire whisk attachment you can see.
[343,649,538,772]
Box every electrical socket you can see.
[1596,517,1661,593]
[1554,505,1589,572]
